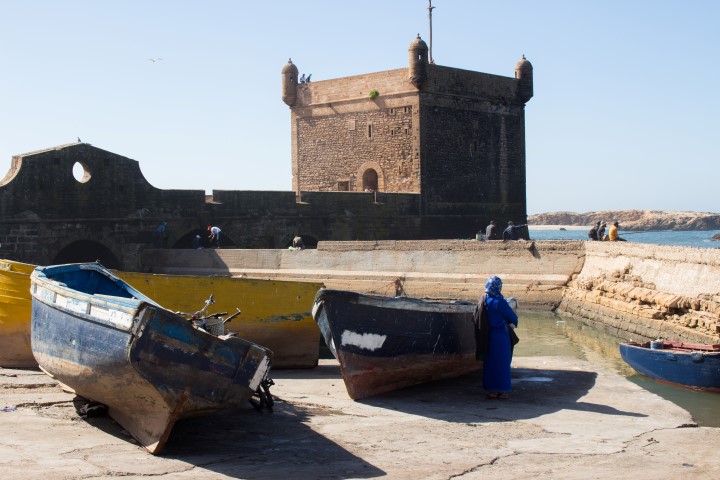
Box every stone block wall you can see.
[559,242,720,344]
[142,240,720,344]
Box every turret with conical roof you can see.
[514,55,533,103]
[281,58,299,106]
[408,34,429,88]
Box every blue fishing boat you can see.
[311,288,478,399]
[619,341,720,391]
[30,263,273,454]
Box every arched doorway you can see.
[52,240,121,270]
[362,169,378,192]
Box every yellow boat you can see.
[1,260,323,369]
[0,259,35,367]
[110,271,323,368]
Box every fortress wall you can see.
[142,240,585,309]
[558,242,720,344]
[142,240,720,344]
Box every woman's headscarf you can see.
[485,275,503,298]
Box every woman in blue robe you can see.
[482,276,518,399]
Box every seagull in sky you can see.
[148,57,163,63]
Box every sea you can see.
[520,228,719,425]
[518,312,719,427]
[528,228,720,249]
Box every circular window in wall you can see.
[72,161,92,183]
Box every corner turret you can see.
[282,58,299,106]
[408,34,429,88]
[514,55,533,103]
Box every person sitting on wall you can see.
[588,221,600,241]
[608,221,626,241]
[299,73,306,84]
[292,236,305,250]
[502,221,527,241]
[598,221,607,240]
[485,220,500,240]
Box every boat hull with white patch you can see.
[312,288,478,399]
[30,263,272,454]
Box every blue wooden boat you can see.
[311,288,478,399]
[619,341,720,391]
[30,263,273,454]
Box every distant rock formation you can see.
[528,210,720,231]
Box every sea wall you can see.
[142,240,584,309]
[558,242,720,344]
[141,240,720,344]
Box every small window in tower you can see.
[404,106,411,113]
[404,128,409,135]
[348,119,356,131]
[367,124,373,138]
[389,108,395,115]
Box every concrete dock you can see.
[1,357,718,479]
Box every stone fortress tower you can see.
[282,35,533,221]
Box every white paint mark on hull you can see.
[341,330,386,351]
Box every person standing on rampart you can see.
[208,226,222,248]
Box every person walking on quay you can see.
[485,220,500,240]
[479,275,518,400]
[208,225,222,248]
[502,221,527,241]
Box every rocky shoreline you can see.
[528,210,720,231]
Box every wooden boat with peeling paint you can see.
[30,263,272,454]
[0,259,35,367]
[620,340,720,391]
[115,271,322,368]
[3,261,322,369]
[311,288,479,399]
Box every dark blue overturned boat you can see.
[620,341,720,391]
[312,288,478,399]
[30,263,273,454]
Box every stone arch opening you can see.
[356,162,385,192]
[52,240,121,270]
[173,229,237,249]
[362,169,378,192]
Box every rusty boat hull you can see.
[30,263,272,454]
[312,289,479,400]
[0,259,36,367]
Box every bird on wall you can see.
[77,137,82,142]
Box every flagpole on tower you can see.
[428,0,435,64]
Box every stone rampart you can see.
[558,242,720,344]
[142,240,720,344]
[142,240,584,309]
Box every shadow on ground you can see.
[160,400,383,480]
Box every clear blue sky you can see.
[1,1,717,215]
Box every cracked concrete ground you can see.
[1,357,718,479]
